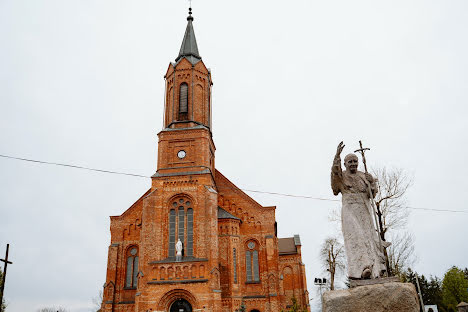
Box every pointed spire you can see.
[175,7,201,64]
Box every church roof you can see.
[218,207,241,221]
[278,236,301,255]
[175,8,201,65]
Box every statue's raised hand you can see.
[336,141,345,157]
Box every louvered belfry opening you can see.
[179,83,188,120]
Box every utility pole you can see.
[0,244,13,308]
[415,273,425,312]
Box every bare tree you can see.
[320,237,345,290]
[372,167,413,275]
[387,232,417,277]
[92,289,103,312]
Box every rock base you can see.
[350,276,400,288]
[322,282,420,312]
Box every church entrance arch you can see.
[169,298,192,312]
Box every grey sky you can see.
[1,1,467,311]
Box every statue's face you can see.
[344,155,359,173]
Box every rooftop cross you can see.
[188,5,193,21]
[175,2,201,64]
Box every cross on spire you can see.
[175,2,201,64]
[187,0,193,21]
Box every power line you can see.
[1,153,467,214]
[242,189,468,214]
[241,189,340,202]
[0,154,150,178]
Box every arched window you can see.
[168,197,193,258]
[233,248,238,283]
[125,247,139,288]
[246,241,260,282]
[179,83,188,118]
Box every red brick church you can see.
[101,9,310,312]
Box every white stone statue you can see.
[175,238,183,261]
[331,142,387,279]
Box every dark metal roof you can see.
[278,237,297,255]
[175,8,201,64]
[218,207,241,221]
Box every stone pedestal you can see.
[322,282,420,312]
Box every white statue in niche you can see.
[176,238,183,261]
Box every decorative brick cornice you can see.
[148,279,208,285]
[149,257,208,264]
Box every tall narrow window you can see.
[233,248,238,283]
[133,255,139,287]
[187,208,193,257]
[246,251,252,282]
[168,197,193,258]
[125,247,139,288]
[169,209,176,257]
[179,83,188,115]
[126,256,133,286]
[246,241,260,282]
[178,205,185,255]
[252,250,259,281]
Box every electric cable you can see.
[1,153,467,214]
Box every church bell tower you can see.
[132,8,222,312]
[156,8,215,179]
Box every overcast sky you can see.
[1,1,467,311]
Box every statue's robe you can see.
[331,157,386,279]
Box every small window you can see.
[125,247,139,288]
[233,248,238,283]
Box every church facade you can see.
[101,10,310,312]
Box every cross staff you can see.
[0,244,13,306]
[354,140,370,173]
[353,142,386,267]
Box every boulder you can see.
[322,282,420,312]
